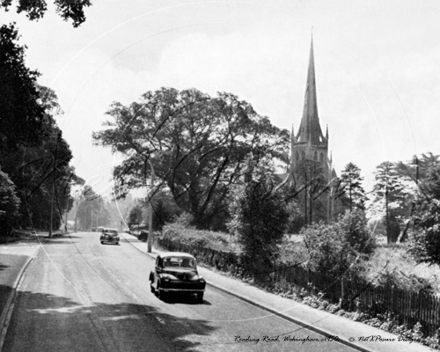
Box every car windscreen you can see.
[163,257,195,268]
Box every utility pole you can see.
[49,132,61,238]
[147,159,156,253]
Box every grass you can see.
[360,240,440,293]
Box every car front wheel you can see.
[196,292,204,303]
[157,283,168,301]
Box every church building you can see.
[289,36,338,222]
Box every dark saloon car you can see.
[100,228,120,245]
[149,252,206,302]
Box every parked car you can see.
[149,252,206,302]
[100,228,120,245]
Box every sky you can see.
[3,0,440,197]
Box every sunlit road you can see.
[3,232,355,352]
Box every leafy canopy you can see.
[228,157,289,275]
[1,0,91,27]
[93,87,289,229]
[0,23,46,151]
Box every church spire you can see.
[296,35,325,146]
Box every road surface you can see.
[3,232,355,352]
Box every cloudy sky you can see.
[3,0,440,196]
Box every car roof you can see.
[159,252,195,259]
[103,228,118,232]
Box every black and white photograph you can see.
[1,1,439,351]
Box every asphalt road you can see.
[3,232,356,352]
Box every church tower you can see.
[290,36,336,222]
[290,36,330,174]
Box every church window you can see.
[314,151,317,160]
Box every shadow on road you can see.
[3,289,218,352]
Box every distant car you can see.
[149,252,206,302]
[100,228,120,245]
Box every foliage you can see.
[228,161,288,276]
[362,244,438,293]
[284,200,304,234]
[128,204,143,226]
[395,153,440,183]
[0,85,74,230]
[338,209,376,256]
[302,222,355,279]
[152,198,174,231]
[162,223,229,251]
[369,161,414,243]
[411,165,440,265]
[336,162,366,212]
[1,0,91,27]
[93,87,289,230]
[0,169,20,235]
[0,23,46,151]
[75,186,110,230]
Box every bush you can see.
[302,222,355,280]
[228,177,288,276]
[339,209,376,256]
[162,224,229,251]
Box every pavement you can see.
[0,233,436,352]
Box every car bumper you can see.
[101,239,119,243]
[159,288,205,293]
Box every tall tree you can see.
[228,155,288,277]
[370,161,411,243]
[411,165,440,265]
[93,87,289,230]
[0,24,46,151]
[336,162,366,212]
[0,85,74,231]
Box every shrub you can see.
[228,177,288,277]
[338,209,376,256]
[162,224,230,251]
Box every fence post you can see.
[341,277,344,309]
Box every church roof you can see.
[295,36,326,146]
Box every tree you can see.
[76,186,109,230]
[302,211,373,284]
[370,161,409,243]
[151,199,173,232]
[93,88,289,230]
[411,165,440,265]
[0,169,20,235]
[228,156,288,277]
[336,162,366,212]
[0,24,47,152]
[338,209,375,256]
[302,221,353,280]
[1,0,91,27]
[128,204,143,227]
[0,85,74,231]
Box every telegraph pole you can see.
[147,159,156,253]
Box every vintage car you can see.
[100,228,120,245]
[149,252,206,302]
